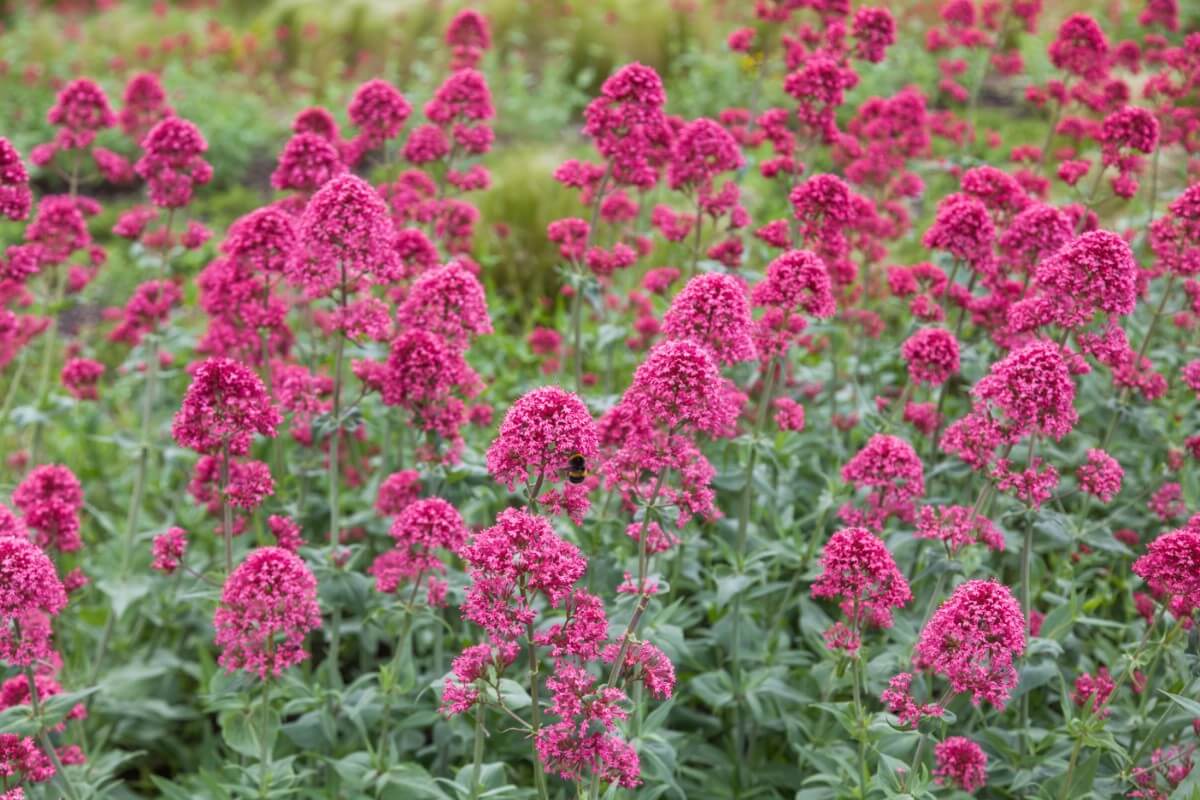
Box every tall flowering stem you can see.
[24,665,81,800]
[126,208,175,566]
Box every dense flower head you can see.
[751,250,836,318]
[922,193,995,274]
[374,328,480,410]
[0,536,67,666]
[135,117,212,208]
[1101,107,1159,164]
[1072,667,1115,715]
[1048,14,1110,81]
[171,357,280,455]
[934,737,988,793]
[271,132,345,194]
[1077,448,1123,503]
[901,328,960,386]
[119,71,172,141]
[811,526,912,630]
[396,261,492,349]
[376,470,421,517]
[914,579,1026,709]
[972,340,1077,441]
[388,498,468,570]
[851,7,896,63]
[347,79,411,145]
[667,117,742,191]
[446,9,492,69]
[623,339,740,437]
[840,434,925,531]
[47,78,115,147]
[960,165,1028,220]
[1149,183,1200,277]
[0,139,31,222]
[486,386,598,492]
[25,195,91,264]
[12,465,84,554]
[915,505,1004,553]
[582,62,671,188]
[151,527,188,574]
[109,280,182,345]
[60,357,104,400]
[289,174,398,295]
[1133,527,1200,618]
[222,206,296,275]
[213,547,321,678]
[998,203,1073,272]
[662,273,756,365]
[425,69,495,126]
[460,507,587,639]
[0,733,54,784]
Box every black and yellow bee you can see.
[566,452,587,484]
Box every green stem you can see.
[570,277,584,395]
[0,348,30,437]
[258,677,272,798]
[26,666,81,800]
[28,263,69,464]
[469,706,485,800]
[222,439,234,574]
[327,270,348,689]
[527,622,550,800]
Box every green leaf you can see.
[97,576,153,620]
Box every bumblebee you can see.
[566,452,587,484]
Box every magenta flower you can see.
[662,273,756,366]
[972,340,1077,441]
[396,261,492,350]
[271,132,345,194]
[624,340,740,437]
[1048,14,1110,81]
[922,193,995,276]
[900,328,960,386]
[914,579,1026,709]
[1149,183,1200,276]
[851,7,896,63]
[880,672,943,728]
[47,78,115,148]
[485,386,598,494]
[60,357,104,401]
[151,527,188,574]
[667,117,742,191]
[0,537,67,666]
[441,642,513,716]
[583,62,671,189]
[1032,230,1138,328]
[118,72,172,142]
[135,117,212,208]
[603,640,676,700]
[752,250,836,318]
[933,736,988,793]
[839,434,925,531]
[459,507,586,640]
[811,526,912,633]
[12,465,84,554]
[1076,448,1123,503]
[0,139,31,222]
[376,470,422,517]
[914,505,1004,554]
[289,174,399,296]
[222,206,297,276]
[386,497,468,575]
[347,79,411,147]
[1133,526,1200,619]
[213,547,321,678]
[171,357,280,455]
[536,662,640,788]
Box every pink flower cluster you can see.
[213,547,321,678]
